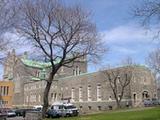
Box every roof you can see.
[58,71,99,80]
[21,58,60,69]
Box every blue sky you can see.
[62,0,159,71]
[0,0,159,78]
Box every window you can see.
[3,86,6,96]
[109,96,112,101]
[6,86,9,95]
[71,88,75,102]
[73,69,75,75]
[0,86,2,95]
[61,87,63,91]
[88,85,92,101]
[26,96,29,103]
[54,93,57,101]
[79,87,83,102]
[76,66,78,75]
[51,93,54,98]
[88,106,92,110]
[36,71,40,77]
[73,66,81,76]
[39,95,41,102]
[118,94,121,100]
[40,69,46,79]
[98,106,102,110]
[133,93,136,103]
[30,94,36,102]
[97,84,102,101]
[80,106,83,109]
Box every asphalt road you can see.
[7,117,24,120]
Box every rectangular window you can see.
[0,86,3,96]
[6,86,9,95]
[39,95,41,102]
[51,93,54,98]
[3,86,6,96]
[71,88,75,102]
[88,106,92,110]
[79,87,83,102]
[26,96,29,103]
[88,85,92,101]
[97,84,102,101]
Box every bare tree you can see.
[134,0,160,37]
[0,0,18,60]
[147,48,160,74]
[103,59,133,108]
[14,0,104,117]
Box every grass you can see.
[44,107,160,120]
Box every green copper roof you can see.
[21,58,60,69]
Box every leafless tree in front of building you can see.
[147,48,160,74]
[103,58,134,108]
[14,0,104,117]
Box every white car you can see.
[63,103,79,117]
[51,103,79,117]
[7,110,16,117]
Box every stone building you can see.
[3,50,87,107]
[3,50,157,112]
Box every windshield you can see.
[64,105,76,109]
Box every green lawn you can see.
[45,107,160,120]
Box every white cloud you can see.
[101,24,155,44]
[99,23,159,67]
[111,46,137,54]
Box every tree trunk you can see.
[115,98,121,109]
[42,72,54,118]
[117,101,121,109]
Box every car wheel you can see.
[57,114,60,118]
[46,115,50,118]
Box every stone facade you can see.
[3,51,157,112]
[3,50,87,107]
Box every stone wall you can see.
[25,111,42,120]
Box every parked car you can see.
[46,109,61,118]
[0,108,7,120]
[15,108,33,116]
[7,110,16,117]
[49,102,79,117]
[144,98,160,107]
[151,98,160,105]
[33,105,43,111]
[144,99,152,107]
[63,104,79,117]
[15,109,25,116]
